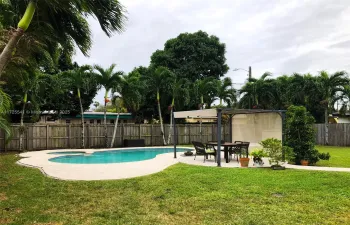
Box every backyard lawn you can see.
[316,145,350,168]
[1,154,350,225]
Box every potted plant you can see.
[260,138,293,170]
[250,149,266,166]
[184,149,193,156]
[285,105,331,166]
[300,159,309,166]
[239,157,250,167]
[239,147,250,167]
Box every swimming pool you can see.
[49,147,190,164]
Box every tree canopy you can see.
[150,31,229,82]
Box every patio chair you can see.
[229,142,250,161]
[192,141,216,162]
[229,144,242,162]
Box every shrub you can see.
[285,105,330,165]
[318,152,331,160]
[260,138,284,166]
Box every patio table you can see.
[206,142,240,163]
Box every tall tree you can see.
[0,85,12,147]
[215,77,236,107]
[193,77,217,109]
[150,31,229,82]
[239,72,275,109]
[0,0,126,76]
[167,78,190,144]
[63,65,95,148]
[119,71,144,115]
[94,64,123,147]
[16,69,44,151]
[143,66,173,145]
[315,71,348,145]
[193,77,217,137]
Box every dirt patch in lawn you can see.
[0,192,8,201]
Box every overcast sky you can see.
[74,0,350,106]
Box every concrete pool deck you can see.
[18,147,350,181]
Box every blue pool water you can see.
[49,148,190,164]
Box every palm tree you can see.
[94,64,123,147]
[193,77,217,137]
[315,71,348,145]
[0,0,126,76]
[239,72,274,109]
[143,66,173,145]
[109,94,121,148]
[0,86,12,147]
[110,72,145,147]
[13,69,43,151]
[193,77,217,109]
[119,72,144,115]
[63,65,95,148]
[215,77,236,107]
[167,78,190,144]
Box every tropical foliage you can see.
[285,105,330,165]
[63,65,95,148]
[94,64,123,147]
[0,0,126,76]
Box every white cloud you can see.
[73,0,350,105]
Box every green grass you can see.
[1,154,350,224]
[316,145,350,168]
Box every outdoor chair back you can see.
[192,141,216,162]
[229,143,242,162]
[192,141,206,155]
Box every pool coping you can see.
[17,147,350,181]
[18,147,193,181]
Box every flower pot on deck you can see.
[300,160,309,166]
[240,158,250,167]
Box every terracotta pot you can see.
[240,158,250,167]
[300,160,309,166]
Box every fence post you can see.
[46,125,49,149]
[151,124,153,146]
[87,124,90,148]
[343,124,346,146]
[68,124,71,148]
[26,126,29,150]
[121,123,124,146]
[139,124,141,139]
[188,124,191,144]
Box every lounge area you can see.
[179,141,270,168]
[173,108,285,167]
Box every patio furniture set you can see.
[192,141,250,164]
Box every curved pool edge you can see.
[17,147,194,181]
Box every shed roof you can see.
[174,108,286,119]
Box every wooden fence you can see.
[0,124,230,151]
[314,123,350,146]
